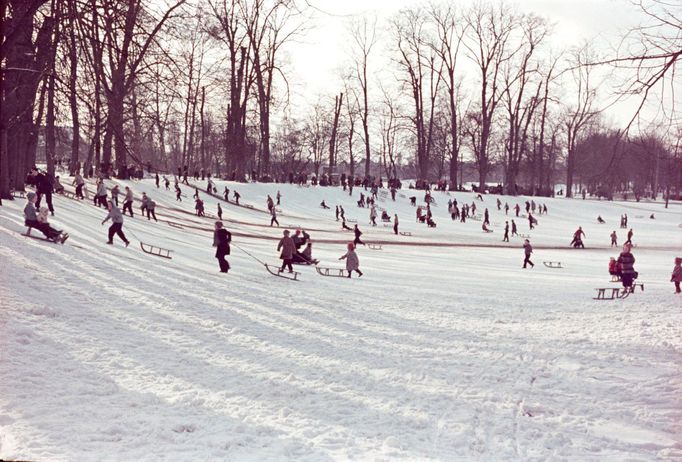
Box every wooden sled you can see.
[243,204,255,209]
[11,190,26,199]
[315,267,347,278]
[140,242,173,259]
[610,275,621,282]
[593,287,630,300]
[60,190,77,199]
[469,215,482,221]
[367,243,383,250]
[399,231,412,236]
[543,261,563,269]
[266,264,300,280]
[167,221,184,230]
[23,232,63,244]
[346,218,357,223]
[518,233,530,238]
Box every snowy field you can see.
[1,177,681,461]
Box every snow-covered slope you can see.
[1,177,681,461]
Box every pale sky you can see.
[283,0,656,128]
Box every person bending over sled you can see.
[339,242,363,278]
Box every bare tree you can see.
[564,45,601,198]
[430,3,467,189]
[348,15,377,178]
[393,7,443,181]
[328,92,343,173]
[501,14,548,195]
[241,0,302,177]
[463,2,520,189]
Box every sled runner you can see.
[266,264,300,280]
[543,261,563,269]
[346,218,357,223]
[140,242,173,259]
[367,243,383,250]
[23,232,68,244]
[518,233,530,238]
[593,287,630,300]
[630,282,645,292]
[315,267,347,278]
[11,190,25,199]
[469,215,481,221]
[167,221,184,230]
[399,231,412,236]
[61,190,77,200]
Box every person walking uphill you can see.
[73,171,85,199]
[339,242,363,278]
[213,221,232,273]
[102,200,130,247]
[522,239,534,268]
[617,244,637,291]
[123,187,134,217]
[277,230,296,273]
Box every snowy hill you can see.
[1,177,681,461]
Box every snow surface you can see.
[1,177,681,461]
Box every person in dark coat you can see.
[217,203,223,220]
[353,224,365,246]
[30,167,55,216]
[503,221,509,242]
[213,221,231,273]
[625,228,634,245]
[522,239,534,268]
[277,230,295,273]
[617,244,636,290]
[393,214,399,235]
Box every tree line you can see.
[1,0,679,200]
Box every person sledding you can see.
[482,222,492,233]
[339,242,363,278]
[23,192,69,243]
[293,242,319,265]
[320,200,330,209]
[381,210,391,222]
[597,215,605,224]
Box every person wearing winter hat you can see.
[339,242,363,278]
[522,239,534,268]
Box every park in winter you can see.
[0,0,681,460]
